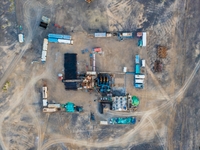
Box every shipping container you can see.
[135,75,145,79]
[134,83,143,89]
[142,59,145,67]
[100,121,108,125]
[94,32,106,37]
[48,37,58,43]
[41,51,47,62]
[135,79,144,84]
[48,104,61,108]
[18,34,24,43]
[42,86,47,99]
[43,99,48,107]
[43,108,57,113]
[142,32,146,47]
[48,34,63,39]
[58,39,73,45]
[135,55,140,64]
[135,64,140,74]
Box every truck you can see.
[134,83,143,89]
[42,86,47,99]
[100,121,108,125]
[141,59,145,67]
[48,104,61,108]
[43,108,58,113]
[118,32,133,41]
[94,32,112,37]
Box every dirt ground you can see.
[0,0,200,150]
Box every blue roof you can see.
[135,55,140,64]
[135,64,140,74]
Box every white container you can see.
[142,32,146,47]
[41,51,47,62]
[18,34,24,43]
[48,104,61,108]
[142,59,145,67]
[86,71,97,76]
[43,108,57,113]
[100,121,108,125]
[58,39,73,45]
[135,75,145,79]
[42,86,47,99]
[43,99,48,107]
[135,79,144,84]
[94,33,106,37]
[123,67,127,73]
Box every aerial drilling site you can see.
[0,0,200,149]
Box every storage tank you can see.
[48,37,58,43]
[18,34,24,43]
[58,39,73,45]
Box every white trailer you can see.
[18,34,24,43]
[100,121,108,125]
[135,75,145,79]
[58,39,73,45]
[48,104,61,108]
[135,79,144,84]
[142,59,145,67]
[142,32,146,47]
[42,86,47,99]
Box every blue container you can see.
[135,64,140,74]
[134,83,143,89]
[63,35,71,40]
[135,55,140,64]
[48,34,63,39]
[48,37,58,43]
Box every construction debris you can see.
[157,46,167,58]
[154,60,163,72]
[85,0,93,3]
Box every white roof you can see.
[142,32,146,46]
[58,39,72,44]
[135,79,144,83]
[48,104,61,108]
